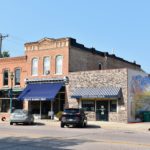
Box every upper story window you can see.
[43,56,50,75]
[31,46,34,51]
[99,63,102,70]
[32,58,38,76]
[15,68,20,85]
[55,55,63,74]
[3,70,9,86]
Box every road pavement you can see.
[0,121,150,150]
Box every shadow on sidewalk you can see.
[86,124,101,128]
[34,122,45,126]
[9,122,45,126]
[68,124,101,129]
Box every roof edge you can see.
[69,38,141,68]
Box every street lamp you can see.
[9,72,14,113]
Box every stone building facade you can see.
[67,69,128,122]
[0,37,144,122]
[67,68,149,123]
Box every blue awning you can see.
[18,83,63,101]
[71,87,121,99]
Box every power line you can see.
[9,35,27,42]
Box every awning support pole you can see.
[40,100,42,119]
[51,101,53,120]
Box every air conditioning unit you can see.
[45,70,50,75]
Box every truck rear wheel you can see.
[61,123,65,128]
[10,122,13,125]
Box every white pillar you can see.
[51,101,53,120]
[40,101,42,119]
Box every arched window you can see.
[43,57,50,75]
[3,70,9,86]
[55,55,63,74]
[15,68,20,85]
[32,58,38,76]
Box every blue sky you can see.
[0,0,150,73]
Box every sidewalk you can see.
[88,121,150,132]
[34,119,150,132]
[1,119,150,132]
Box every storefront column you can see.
[40,101,42,119]
[0,100,2,112]
[95,100,96,113]
[23,101,29,110]
[51,101,53,120]
[78,99,81,108]
[58,94,60,111]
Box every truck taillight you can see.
[76,113,80,116]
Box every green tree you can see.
[0,51,10,58]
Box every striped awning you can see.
[71,87,121,99]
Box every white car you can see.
[10,109,34,125]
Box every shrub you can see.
[55,111,63,121]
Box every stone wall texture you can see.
[67,68,128,122]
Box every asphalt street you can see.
[0,123,150,150]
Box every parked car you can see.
[10,109,34,125]
[60,108,87,128]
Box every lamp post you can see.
[9,72,14,113]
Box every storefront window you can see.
[110,100,117,112]
[0,99,10,112]
[60,93,65,111]
[3,70,8,86]
[82,100,95,111]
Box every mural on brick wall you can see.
[130,75,150,119]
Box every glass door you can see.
[96,101,108,121]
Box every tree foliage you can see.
[0,51,10,58]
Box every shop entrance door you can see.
[96,101,108,121]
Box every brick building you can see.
[0,37,148,122]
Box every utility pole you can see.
[0,33,8,57]
[112,48,115,54]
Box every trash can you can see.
[143,111,150,122]
[48,111,54,120]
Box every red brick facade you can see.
[0,38,70,90]
[0,56,27,88]
[0,37,141,90]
